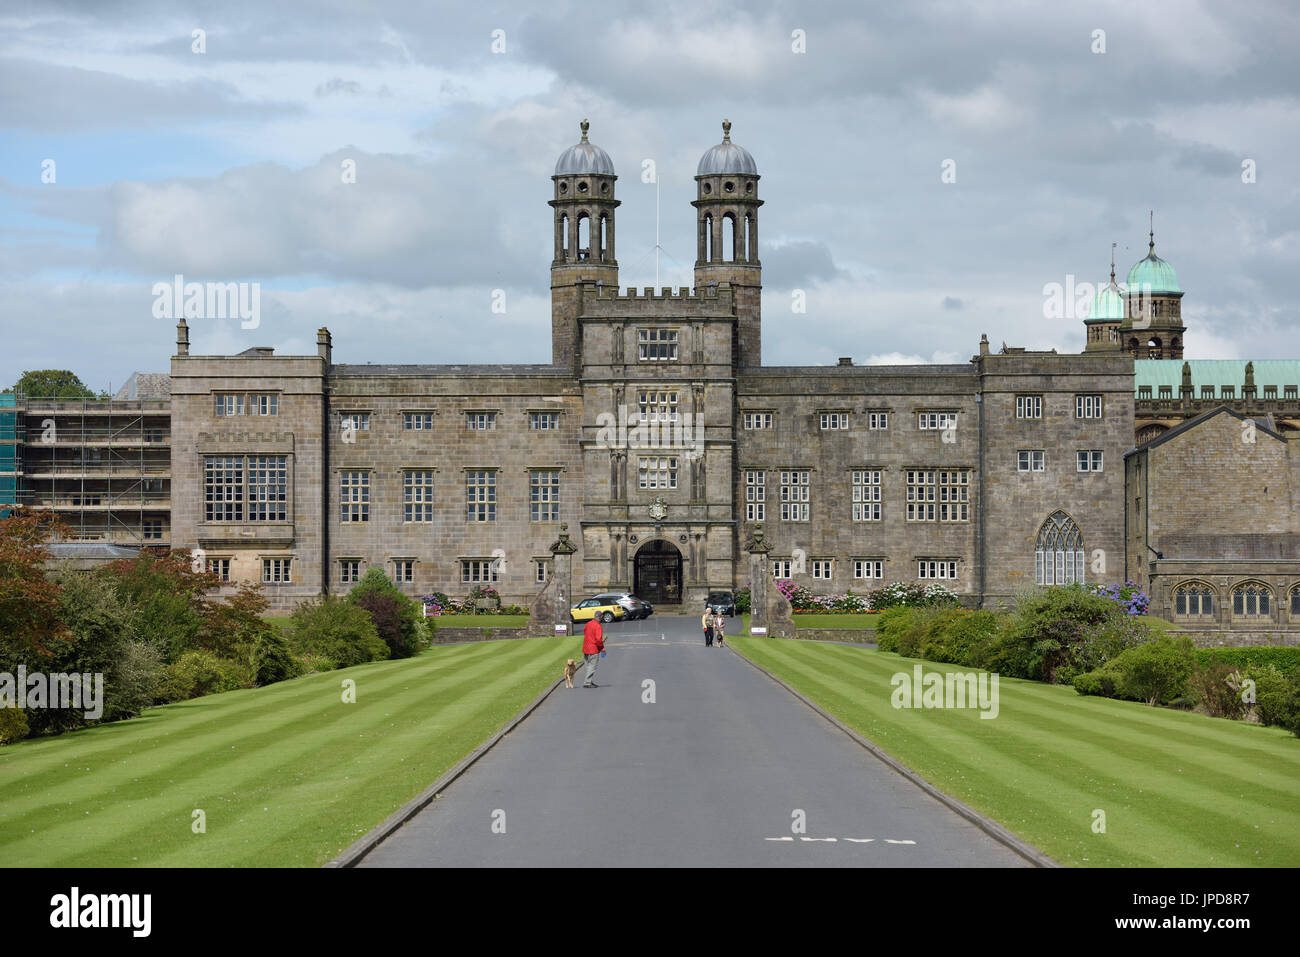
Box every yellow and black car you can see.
[570,597,627,624]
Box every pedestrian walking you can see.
[702,604,714,647]
[582,616,605,687]
[713,609,727,647]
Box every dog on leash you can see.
[563,659,578,688]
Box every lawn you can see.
[729,636,1300,867]
[0,637,577,867]
[430,614,530,628]
[740,613,878,631]
[265,614,531,630]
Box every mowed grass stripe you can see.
[0,638,576,867]
[141,645,560,868]
[214,655,571,867]
[2,655,516,860]
[0,639,513,781]
[0,640,522,815]
[730,637,1300,867]
[2,640,570,860]
[761,640,1300,799]
[749,641,1300,865]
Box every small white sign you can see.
[555,624,568,635]
[750,627,768,636]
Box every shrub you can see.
[1074,613,1159,674]
[160,649,249,703]
[239,627,302,685]
[105,639,164,721]
[298,652,337,674]
[734,587,751,614]
[990,585,1126,682]
[1189,662,1247,720]
[919,609,1000,665]
[0,707,29,745]
[1106,634,1196,705]
[288,596,389,668]
[1249,665,1300,733]
[874,607,924,653]
[1072,670,1117,698]
[348,568,425,658]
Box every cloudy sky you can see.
[2,0,1297,391]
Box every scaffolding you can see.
[13,394,171,546]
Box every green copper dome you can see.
[1126,234,1181,296]
[1089,279,1125,321]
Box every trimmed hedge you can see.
[1193,646,1300,675]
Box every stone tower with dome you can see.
[1083,223,1185,359]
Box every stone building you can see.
[163,120,1139,612]
[1126,407,1300,642]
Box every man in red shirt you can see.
[581,617,605,688]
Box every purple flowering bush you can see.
[1088,580,1150,616]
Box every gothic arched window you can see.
[1290,585,1300,616]
[1175,583,1213,616]
[1035,511,1085,586]
[1232,584,1272,617]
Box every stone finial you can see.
[550,522,578,555]
[744,523,771,554]
[1245,361,1255,389]
[1181,361,1192,388]
[722,119,732,142]
[580,119,590,141]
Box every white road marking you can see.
[763,836,912,845]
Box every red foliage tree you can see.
[0,508,70,655]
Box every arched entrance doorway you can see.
[634,540,682,605]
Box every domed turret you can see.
[1126,234,1181,296]
[697,119,758,175]
[693,120,763,367]
[1120,218,1185,359]
[555,119,615,176]
[1083,248,1125,353]
[549,120,619,374]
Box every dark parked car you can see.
[594,592,653,620]
[706,590,736,616]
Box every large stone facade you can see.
[1126,408,1300,642]
[162,121,1145,613]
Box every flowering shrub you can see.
[1088,580,1150,616]
[734,586,752,614]
[869,581,961,610]
[420,589,523,616]
[774,579,813,609]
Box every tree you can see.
[347,567,425,658]
[97,550,218,661]
[9,370,97,399]
[0,508,69,655]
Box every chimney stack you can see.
[317,327,332,365]
[176,318,189,356]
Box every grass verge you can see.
[0,637,577,867]
[739,613,877,632]
[729,635,1300,867]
